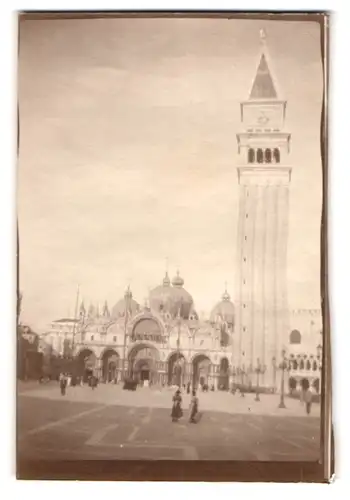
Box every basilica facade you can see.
[57,271,235,389]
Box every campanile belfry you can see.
[235,30,292,388]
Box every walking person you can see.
[171,389,183,423]
[305,387,313,415]
[91,375,98,390]
[189,390,199,424]
[59,373,67,396]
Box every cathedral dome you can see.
[110,287,140,319]
[210,287,235,325]
[149,271,194,320]
[172,270,185,288]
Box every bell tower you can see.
[235,30,292,388]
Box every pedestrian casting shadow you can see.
[189,412,203,424]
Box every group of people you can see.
[171,388,199,424]
[59,372,98,396]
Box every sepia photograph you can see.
[16,13,330,481]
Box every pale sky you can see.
[18,17,323,332]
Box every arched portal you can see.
[128,343,160,385]
[218,357,229,390]
[167,352,186,386]
[101,349,120,383]
[77,348,96,383]
[313,378,320,394]
[192,354,211,390]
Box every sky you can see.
[17,17,324,332]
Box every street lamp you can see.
[272,356,277,392]
[254,358,266,402]
[278,349,289,409]
[238,365,246,397]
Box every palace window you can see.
[90,335,94,341]
[273,148,280,163]
[306,360,311,370]
[113,336,117,342]
[265,148,272,163]
[257,148,264,163]
[289,329,301,344]
[248,148,255,164]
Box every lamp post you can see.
[254,358,266,402]
[278,349,289,409]
[238,365,246,397]
[231,366,236,392]
[272,356,277,392]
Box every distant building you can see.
[44,271,234,389]
[287,309,323,393]
[43,270,322,394]
[17,324,42,380]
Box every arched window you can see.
[313,361,318,371]
[306,360,311,370]
[265,149,272,163]
[300,359,305,370]
[289,329,302,344]
[273,148,280,163]
[257,148,264,164]
[248,148,255,163]
[293,360,298,370]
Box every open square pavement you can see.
[17,382,321,462]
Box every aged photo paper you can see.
[16,13,331,482]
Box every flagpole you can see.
[122,285,129,380]
[71,285,80,357]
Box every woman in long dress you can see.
[59,373,67,396]
[189,390,199,423]
[171,389,183,422]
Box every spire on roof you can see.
[79,300,86,320]
[249,30,278,100]
[88,303,95,318]
[102,300,110,317]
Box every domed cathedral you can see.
[70,272,235,390]
[234,29,292,389]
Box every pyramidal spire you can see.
[102,300,110,317]
[249,29,278,100]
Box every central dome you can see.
[210,287,235,326]
[149,270,194,319]
[110,287,140,319]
